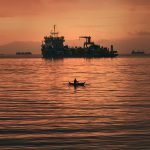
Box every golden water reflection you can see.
[0,57,150,149]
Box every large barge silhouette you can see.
[41,25,118,58]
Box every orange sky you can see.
[0,0,150,53]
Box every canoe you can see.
[69,82,85,86]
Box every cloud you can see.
[0,0,149,18]
[120,0,150,6]
[0,0,80,17]
[0,0,42,17]
[137,31,150,36]
[129,31,150,36]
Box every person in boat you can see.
[74,78,78,84]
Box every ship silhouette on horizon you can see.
[131,50,145,55]
[41,25,118,58]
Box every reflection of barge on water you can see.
[41,25,118,58]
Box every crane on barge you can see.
[79,36,95,48]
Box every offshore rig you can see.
[41,25,118,58]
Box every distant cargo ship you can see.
[41,25,118,58]
[16,52,32,55]
[131,50,145,55]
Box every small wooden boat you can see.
[69,82,85,86]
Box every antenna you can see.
[51,25,59,37]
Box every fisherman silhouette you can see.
[74,78,78,84]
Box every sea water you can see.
[0,57,150,149]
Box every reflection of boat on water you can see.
[41,25,118,58]
[69,82,85,86]
[131,50,145,55]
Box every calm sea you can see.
[0,57,150,150]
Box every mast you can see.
[51,25,59,37]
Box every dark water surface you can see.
[0,57,150,150]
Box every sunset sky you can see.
[0,0,150,54]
